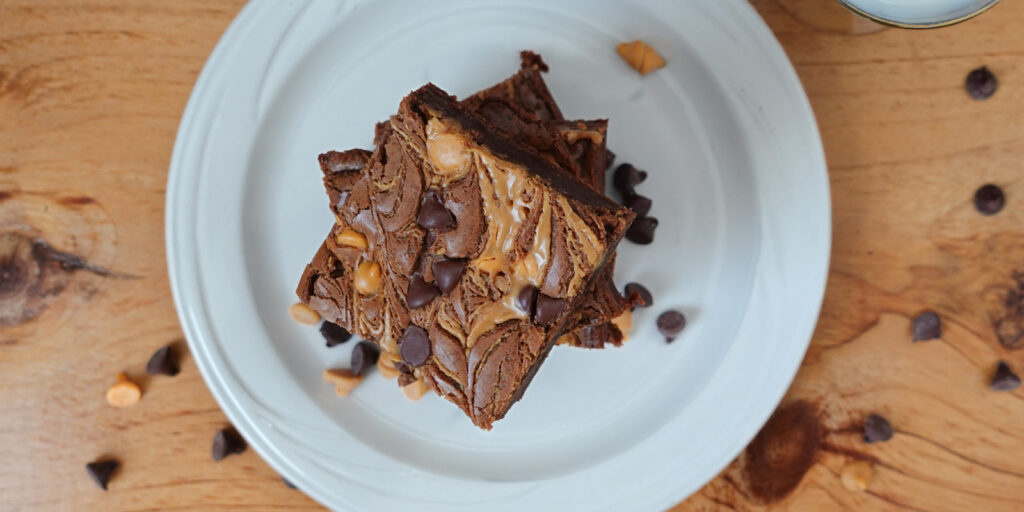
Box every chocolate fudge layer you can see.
[298,84,635,428]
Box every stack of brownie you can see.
[297,52,639,429]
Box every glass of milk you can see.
[836,0,1000,27]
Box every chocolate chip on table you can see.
[965,66,997,100]
[990,361,1021,391]
[85,459,119,490]
[320,321,352,347]
[146,344,179,376]
[517,285,539,315]
[407,276,440,309]
[624,193,652,217]
[282,476,297,489]
[974,184,1005,216]
[863,413,894,443]
[657,310,686,342]
[624,282,653,308]
[626,216,658,245]
[911,311,941,341]
[612,163,647,195]
[432,258,467,294]
[211,427,247,462]
[399,325,431,366]
[350,341,380,376]
[417,190,455,230]
[533,294,565,325]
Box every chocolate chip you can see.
[863,413,893,443]
[85,459,119,490]
[624,282,653,308]
[399,325,431,366]
[417,191,455,231]
[624,193,652,217]
[626,216,658,245]
[974,184,1005,216]
[965,66,997,100]
[320,321,352,347]
[533,294,565,325]
[517,285,539,315]
[657,310,686,342]
[990,361,1021,391]
[350,341,380,376]
[282,476,297,489]
[912,311,941,341]
[613,163,647,194]
[432,258,467,294]
[605,149,616,170]
[407,276,440,309]
[211,427,247,461]
[398,373,416,387]
[145,344,179,376]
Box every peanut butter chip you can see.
[336,229,368,249]
[840,461,874,491]
[616,40,666,75]
[611,310,633,342]
[322,368,362,397]
[353,261,382,295]
[106,373,141,407]
[402,379,429,401]
[289,303,321,325]
[377,356,400,379]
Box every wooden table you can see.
[2,1,1022,510]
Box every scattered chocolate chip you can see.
[626,216,658,245]
[624,282,653,308]
[517,285,539,315]
[399,325,431,366]
[320,321,352,347]
[605,149,616,170]
[533,294,565,325]
[432,258,467,294]
[407,276,440,309]
[863,414,893,443]
[145,344,179,376]
[911,311,941,341]
[613,163,648,194]
[85,459,119,490]
[965,66,997,100]
[282,476,297,489]
[624,193,652,217]
[990,361,1021,391]
[974,184,1005,216]
[350,341,380,376]
[211,427,247,461]
[657,310,686,342]
[417,191,455,231]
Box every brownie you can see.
[462,51,564,122]
[298,84,635,429]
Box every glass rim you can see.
[835,0,1001,29]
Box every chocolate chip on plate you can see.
[432,258,467,294]
[517,285,539,315]
[965,66,997,100]
[350,341,380,376]
[407,276,440,309]
[912,311,941,341]
[212,427,247,462]
[863,413,894,443]
[657,310,686,342]
[990,361,1021,391]
[624,283,653,308]
[974,184,1005,216]
[626,216,658,245]
[85,459,119,491]
[320,321,352,347]
[399,325,431,366]
[624,193,652,217]
[613,163,648,195]
[417,190,455,230]
[604,149,616,170]
[533,294,565,325]
[145,344,179,376]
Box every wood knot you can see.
[741,400,821,503]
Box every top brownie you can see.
[297,84,634,428]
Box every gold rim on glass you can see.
[835,0,1001,29]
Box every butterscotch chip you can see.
[402,379,429,401]
[335,229,368,249]
[377,357,400,379]
[322,368,362,397]
[840,461,874,491]
[289,303,320,325]
[353,261,382,295]
[106,373,141,407]
[616,40,666,75]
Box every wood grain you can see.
[1,1,1022,510]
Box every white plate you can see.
[166,0,830,510]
